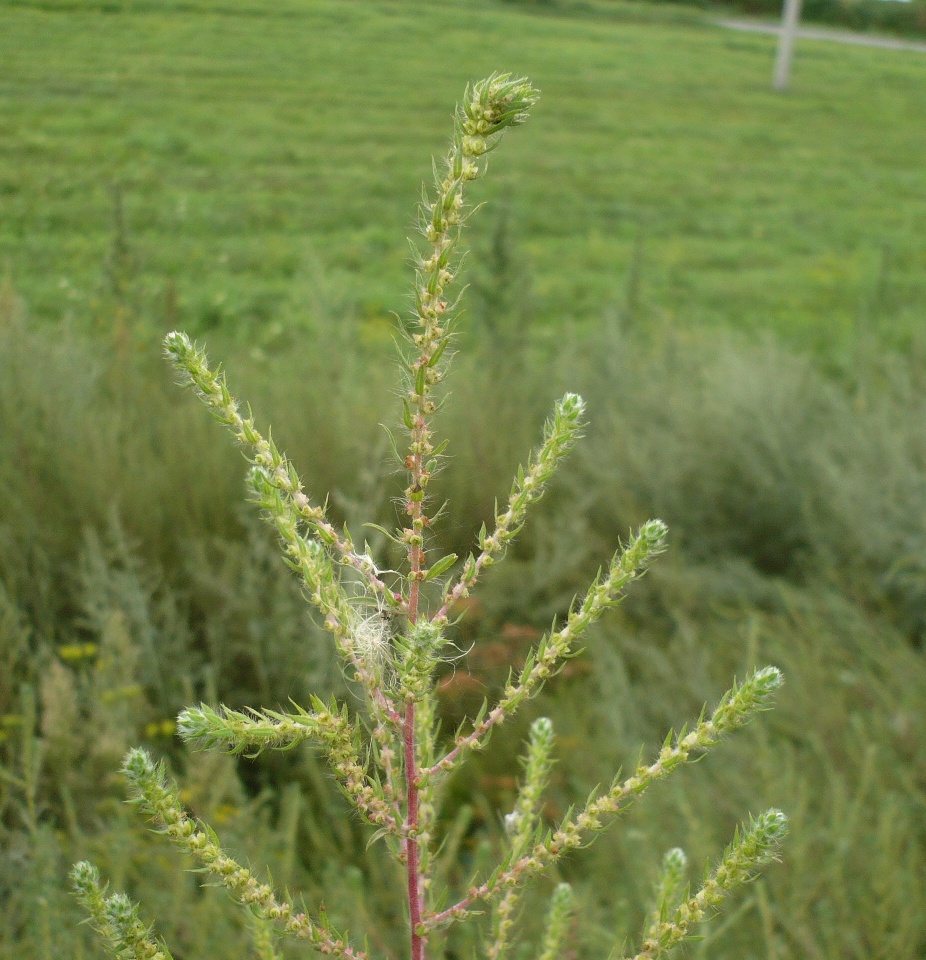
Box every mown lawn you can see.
[0,0,924,357]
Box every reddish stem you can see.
[405,702,425,960]
[404,447,426,960]
[427,701,507,779]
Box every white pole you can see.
[773,0,804,91]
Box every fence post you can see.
[773,0,804,91]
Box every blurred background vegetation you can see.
[685,0,926,37]
[1,0,924,958]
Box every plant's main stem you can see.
[405,445,426,960]
[404,701,424,960]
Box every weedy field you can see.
[1,1,925,959]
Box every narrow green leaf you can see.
[363,523,404,545]
[424,553,458,581]
[427,338,450,367]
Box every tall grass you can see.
[1,281,924,957]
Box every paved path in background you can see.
[717,17,926,53]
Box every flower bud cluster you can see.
[163,331,391,611]
[164,331,399,722]
[177,703,397,831]
[394,620,446,702]
[246,467,352,639]
[71,862,172,960]
[437,395,587,623]
[538,883,575,960]
[410,696,439,883]
[648,847,688,929]
[488,717,558,960]
[119,749,367,960]
[431,667,782,926]
[510,717,555,851]
[429,520,668,780]
[249,915,281,960]
[563,668,782,848]
[401,76,540,620]
[634,811,788,960]
[516,518,668,701]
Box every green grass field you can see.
[1,0,925,357]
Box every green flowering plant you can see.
[72,74,787,960]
